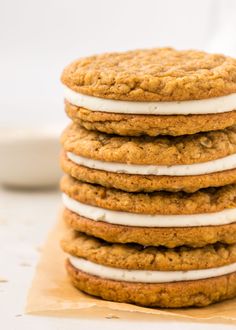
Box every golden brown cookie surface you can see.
[67,261,236,308]
[61,230,236,271]
[61,175,236,215]
[66,102,236,137]
[61,48,236,101]
[61,124,236,165]
[64,209,236,248]
[61,152,236,193]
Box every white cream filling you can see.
[69,255,236,283]
[67,151,236,176]
[64,85,236,115]
[62,193,236,227]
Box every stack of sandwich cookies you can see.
[60,48,236,308]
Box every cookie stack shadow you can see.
[59,48,236,308]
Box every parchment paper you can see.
[25,215,236,324]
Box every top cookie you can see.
[61,48,236,101]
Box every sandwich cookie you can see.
[62,231,236,307]
[61,48,236,136]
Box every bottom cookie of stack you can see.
[61,231,236,308]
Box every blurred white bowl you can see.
[0,125,62,188]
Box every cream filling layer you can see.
[67,151,236,176]
[68,255,236,283]
[62,194,236,227]
[64,85,236,115]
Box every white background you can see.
[1,0,236,329]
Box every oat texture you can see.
[61,124,236,165]
[64,209,236,248]
[62,230,236,270]
[61,152,236,193]
[67,261,236,308]
[66,102,236,137]
[61,48,236,101]
[61,176,236,215]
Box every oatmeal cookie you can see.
[61,124,236,165]
[66,102,236,137]
[67,261,236,308]
[61,48,236,101]
[61,152,236,193]
[61,176,236,215]
[61,230,236,270]
[64,209,236,248]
